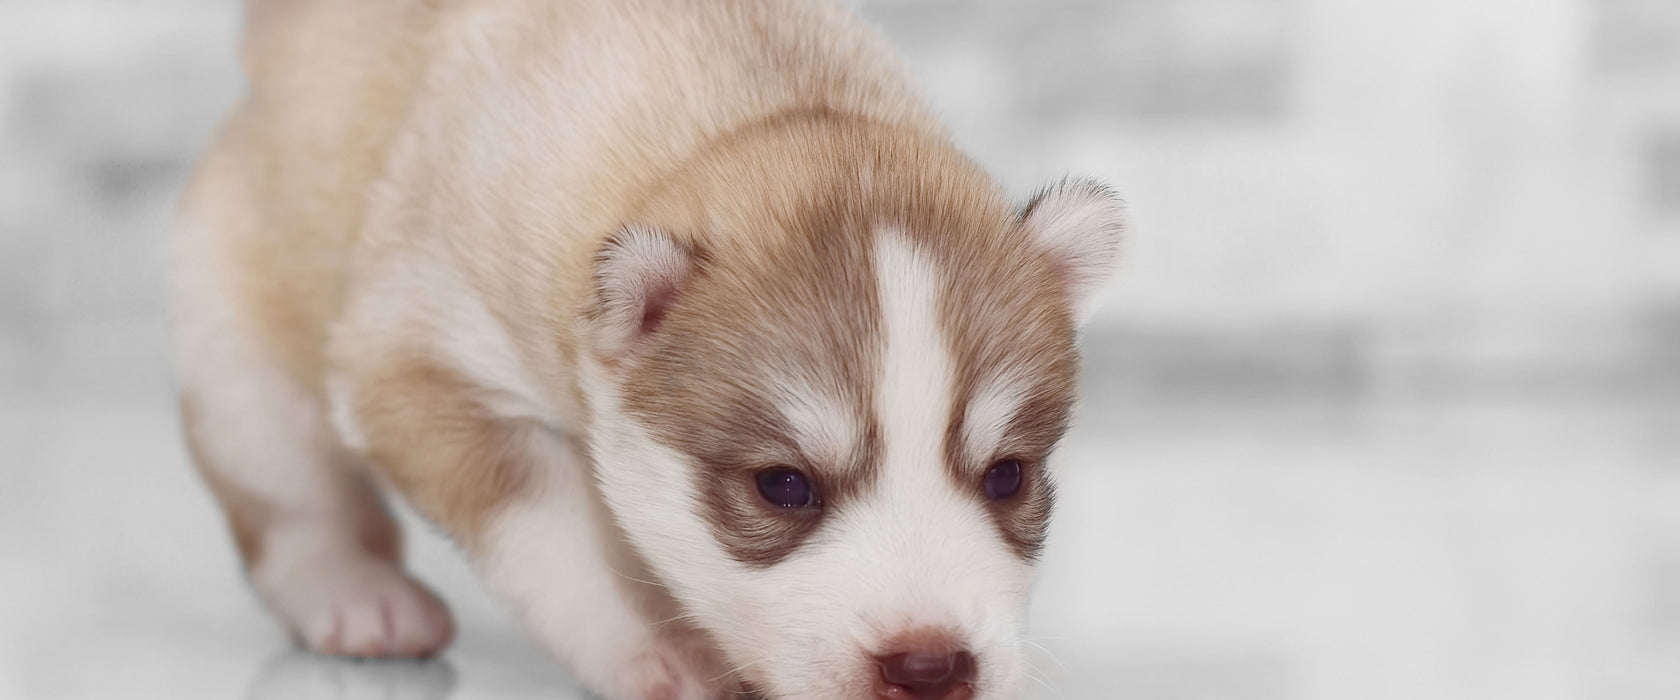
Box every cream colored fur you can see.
[173,1,1118,698]
[177,0,935,693]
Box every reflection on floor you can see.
[246,654,456,700]
[4,370,1677,700]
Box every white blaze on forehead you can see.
[873,233,956,477]
[854,231,1033,692]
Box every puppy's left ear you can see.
[1020,178,1126,325]
[586,225,699,366]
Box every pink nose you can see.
[873,635,976,699]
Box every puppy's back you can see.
[176,0,443,390]
[182,0,942,393]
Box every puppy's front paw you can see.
[261,558,455,659]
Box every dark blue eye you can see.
[755,468,816,508]
[984,460,1023,499]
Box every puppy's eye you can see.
[755,468,816,508]
[983,460,1023,499]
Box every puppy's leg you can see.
[341,354,727,700]
[480,430,730,700]
[174,284,453,658]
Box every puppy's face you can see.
[581,179,1121,699]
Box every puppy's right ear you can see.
[586,226,698,365]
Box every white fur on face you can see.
[960,367,1033,468]
[773,377,860,467]
[584,232,1032,698]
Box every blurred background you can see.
[2,0,1678,699]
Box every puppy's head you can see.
[579,126,1122,700]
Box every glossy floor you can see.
[5,375,1677,700]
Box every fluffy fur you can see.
[172,1,1125,698]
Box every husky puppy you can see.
[172,1,1123,698]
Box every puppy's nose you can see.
[874,641,976,699]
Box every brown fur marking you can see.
[617,111,1077,565]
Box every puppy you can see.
[172,1,1124,698]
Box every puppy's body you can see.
[174,1,1123,698]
